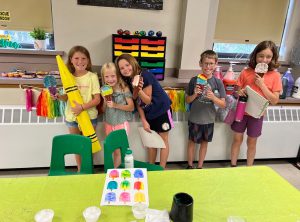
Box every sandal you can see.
[186,165,195,169]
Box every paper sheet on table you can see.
[138,127,166,149]
[245,85,270,118]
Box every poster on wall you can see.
[77,0,163,10]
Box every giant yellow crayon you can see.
[56,55,101,153]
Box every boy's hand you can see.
[194,85,202,95]
[206,88,215,100]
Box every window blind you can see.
[214,0,289,45]
[0,0,53,33]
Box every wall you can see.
[51,0,184,69]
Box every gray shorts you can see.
[188,121,214,143]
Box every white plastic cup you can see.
[132,203,148,219]
[34,209,54,222]
[83,206,101,222]
[227,216,246,222]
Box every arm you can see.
[207,90,226,109]
[72,93,101,115]
[137,105,151,133]
[255,74,280,105]
[206,81,226,108]
[107,90,134,112]
[186,85,201,104]
[138,85,152,105]
[55,93,68,102]
[101,95,107,112]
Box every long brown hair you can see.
[248,41,280,71]
[115,54,141,78]
[67,45,92,73]
[101,62,127,92]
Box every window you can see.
[213,0,290,59]
[0,30,54,49]
[0,0,53,49]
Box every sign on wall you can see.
[78,0,163,10]
[0,11,10,21]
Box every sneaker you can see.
[186,165,195,169]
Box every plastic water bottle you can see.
[125,149,134,168]
[235,96,248,122]
[213,89,220,110]
[282,68,294,97]
[280,77,288,99]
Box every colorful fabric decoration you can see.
[58,88,66,117]
[36,89,48,117]
[25,89,33,112]
[165,89,188,112]
[35,89,63,118]
[177,90,186,112]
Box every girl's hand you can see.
[238,88,247,96]
[50,93,58,100]
[142,120,151,133]
[133,77,144,99]
[71,101,84,116]
[255,74,265,88]
[106,100,115,108]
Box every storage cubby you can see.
[112,34,167,80]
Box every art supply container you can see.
[34,209,54,222]
[169,192,193,222]
[83,206,101,222]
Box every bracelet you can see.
[81,105,84,111]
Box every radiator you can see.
[0,105,299,169]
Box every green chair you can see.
[103,129,164,172]
[49,134,93,176]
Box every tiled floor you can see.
[1,160,300,190]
